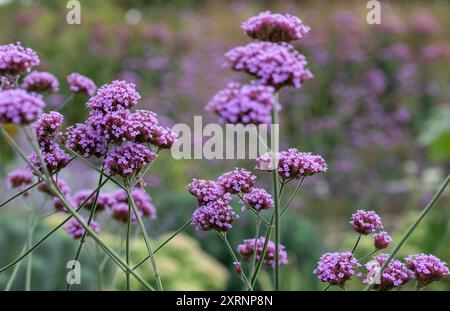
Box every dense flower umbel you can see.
[28,141,70,174]
[0,42,40,75]
[225,42,313,89]
[73,190,116,212]
[314,252,360,287]
[206,82,278,125]
[0,89,45,125]
[373,231,392,250]
[217,168,256,194]
[67,73,96,96]
[362,254,413,291]
[350,210,383,235]
[22,71,59,93]
[33,111,64,142]
[7,169,33,189]
[405,254,449,288]
[191,196,238,232]
[186,179,227,205]
[277,148,327,180]
[64,217,100,239]
[66,123,107,158]
[112,188,157,222]
[127,109,159,143]
[148,124,178,149]
[237,237,288,268]
[243,187,273,211]
[104,143,156,178]
[87,80,140,113]
[242,11,310,42]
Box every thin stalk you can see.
[4,244,27,291]
[250,219,261,277]
[358,249,379,262]
[126,203,132,290]
[0,181,40,209]
[351,234,362,255]
[364,172,450,291]
[323,283,332,291]
[238,194,270,227]
[251,213,274,287]
[281,177,305,216]
[218,232,253,291]
[25,212,36,291]
[133,219,192,270]
[271,102,280,291]
[126,188,163,291]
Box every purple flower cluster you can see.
[186,179,227,205]
[225,42,313,89]
[87,80,140,113]
[22,71,59,93]
[373,231,392,250]
[7,169,33,189]
[104,143,156,178]
[0,89,45,125]
[67,73,96,96]
[73,190,116,212]
[66,123,107,158]
[111,188,157,222]
[33,111,64,141]
[243,187,273,211]
[206,82,278,125]
[276,148,327,180]
[350,210,383,235]
[64,217,100,239]
[237,237,288,268]
[362,254,413,291]
[192,196,238,232]
[405,254,449,288]
[242,11,310,42]
[217,168,256,194]
[0,42,40,76]
[313,252,360,287]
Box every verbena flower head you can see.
[405,254,449,288]
[373,231,392,250]
[28,142,70,174]
[242,11,310,42]
[7,169,33,189]
[0,42,40,75]
[67,73,96,96]
[243,187,273,211]
[217,168,256,194]
[127,109,159,143]
[314,252,360,287]
[73,190,116,212]
[64,217,100,239]
[148,124,178,149]
[206,82,278,125]
[37,179,70,196]
[112,188,156,222]
[277,148,327,179]
[237,237,288,268]
[88,109,133,143]
[225,42,313,89]
[363,254,413,291]
[87,80,140,113]
[66,123,107,158]
[186,179,227,205]
[0,89,45,125]
[255,152,277,171]
[33,111,64,142]
[191,196,238,232]
[22,71,59,93]
[350,210,383,235]
[104,143,156,178]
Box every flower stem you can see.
[4,243,27,290]
[126,201,132,290]
[364,172,450,291]
[0,181,40,209]
[238,193,270,226]
[322,283,332,291]
[351,234,362,255]
[250,219,261,278]
[271,99,280,291]
[281,177,305,216]
[25,211,36,291]
[358,249,379,262]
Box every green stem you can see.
[126,202,132,291]
[364,172,450,291]
[133,219,192,270]
[251,213,274,287]
[126,188,163,291]
[25,212,36,291]
[323,283,332,291]
[271,103,280,291]
[351,234,362,255]
[238,193,270,227]
[0,181,41,209]
[281,177,305,216]
[250,219,261,278]
[4,244,27,291]
[358,249,379,262]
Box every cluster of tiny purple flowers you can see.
[21,71,59,93]
[237,237,288,268]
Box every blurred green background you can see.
[0,0,449,290]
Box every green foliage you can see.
[419,106,450,161]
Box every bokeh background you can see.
[0,0,449,290]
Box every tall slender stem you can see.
[364,172,450,291]
[281,177,305,216]
[126,202,132,290]
[272,96,280,291]
[25,211,36,291]
[4,244,27,290]
[250,219,261,278]
[351,234,362,255]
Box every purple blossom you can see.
[7,169,33,190]
[373,231,392,250]
[37,179,70,196]
[73,190,116,212]
[28,141,70,174]
[186,179,227,205]
[67,73,96,96]
[0,89,45,125]
[127,109,160,143]
[111,188,156,222]
[243,187,273,211]
[350,210,383,235]
[217,168,256,194]
[225,42,313,89]
[64,217,100,239]
[405,254,449,288]
[276,148,327,180]
[362,254,413,291]
[22,71,59,93]
[242,11,310,42]
[87,80,140,113]
[33,111,64,142]
[104,143,156,178]
[66,123,107,158]
[314,252,360,287]
[237,237,288,268]
[191,196,238,232]
[0,42,40,75]
[148,124,178,149]
[206,82,279,125]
